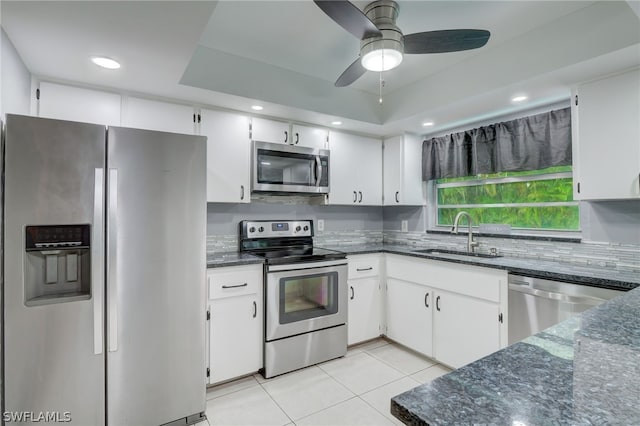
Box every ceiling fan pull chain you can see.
[379,55,384,104]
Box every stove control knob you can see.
[303,225,309,231]
[249,226,256,233]
[295,226,301,232]
[258,226,264,233]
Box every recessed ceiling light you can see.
[251,105,264,111]
[91,56,120,69]
[422,121,434,127]
[331,121,342,126]
[512,95,528,102]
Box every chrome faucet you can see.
[451,211,479,253]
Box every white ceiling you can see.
[2,1,640,137]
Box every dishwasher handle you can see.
[508,283,605,306]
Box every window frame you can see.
[428,170,581,237]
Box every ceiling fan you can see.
[314,0,491,87]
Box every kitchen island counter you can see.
[390,284,640,425]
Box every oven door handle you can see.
[267,259,347,272]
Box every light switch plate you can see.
[317,219,324,232]
[401,220,408,232]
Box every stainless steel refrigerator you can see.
[2,114,207,425]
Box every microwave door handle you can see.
[315,156,322,186]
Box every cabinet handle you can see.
[395,191,399,203]
[284,130,288,143]
[577,182,580,194]
[295,132,299,144]
[252,301,257,318]
[350,286,355,300]
[240,185,245,200]
[222,283,248,289]
[358,191,363,203]
[353,191,357,203]
[356,267,373,272]
[436,295,441,311]
[424,292,429,308]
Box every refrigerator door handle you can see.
[108,168,119,352]
[93,168,105,355]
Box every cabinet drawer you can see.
[208,265,263,300]
[348,254,381,279]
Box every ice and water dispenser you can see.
[24,224,92,306]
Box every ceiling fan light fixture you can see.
[361,48,403,72]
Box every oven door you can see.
[266,259,347,341]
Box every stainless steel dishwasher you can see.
[508,274,625,345]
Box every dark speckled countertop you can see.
[391,285,640,425]
[206,252,263,268]
[206,244,639,290]
[318,244,639,291]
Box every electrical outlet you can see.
[317,219,324,232]
[401,220,408,232]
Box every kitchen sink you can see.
[412,248,503,259]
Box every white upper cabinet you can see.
[251,118,328,149]
[328,131,382,205]
[251,117,290,144]
[200,109,251,203]
[572,68,640,200]
[121,97,195,134]
[38,81,121,126]
[383,134,425,206]
[291,124,328,149]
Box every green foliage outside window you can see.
[436,166,580,231]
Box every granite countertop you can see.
[206,252,263,268]
[318,244,639,291]
[391,285,640,425]
[206,244,638,290]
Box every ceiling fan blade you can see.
[314,0,382,40]
[335,57,367,87]
[403,29,490,54]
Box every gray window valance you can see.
[422,107,572,180]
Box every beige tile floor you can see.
[199,338,453,426]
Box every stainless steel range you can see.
[239,220,347,378]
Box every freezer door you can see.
[106,127,207,425]
[3,114,106,425]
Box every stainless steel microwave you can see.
[252,141,329,194]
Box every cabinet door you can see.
[327,131,360,204]
[433,290,500,369]
[200,109,251,203]
[357,136,382,205]
[38,81,121,126]
[383,136,402,205]
[328,131,382,205]
[121,97,195,134]
[386,278,433,357]
[209,294,262,384]
[251,117,290,144]
[573,69,640,200]
[401,133,426,205]
[348,277,381,345]
[292,124,328,149]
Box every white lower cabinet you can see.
[385,254,507,369]
[386,278,433,357]
[207,264,263,385]
[347,254,382,345]
[433,289,500,368]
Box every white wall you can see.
[1,28,31,117]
